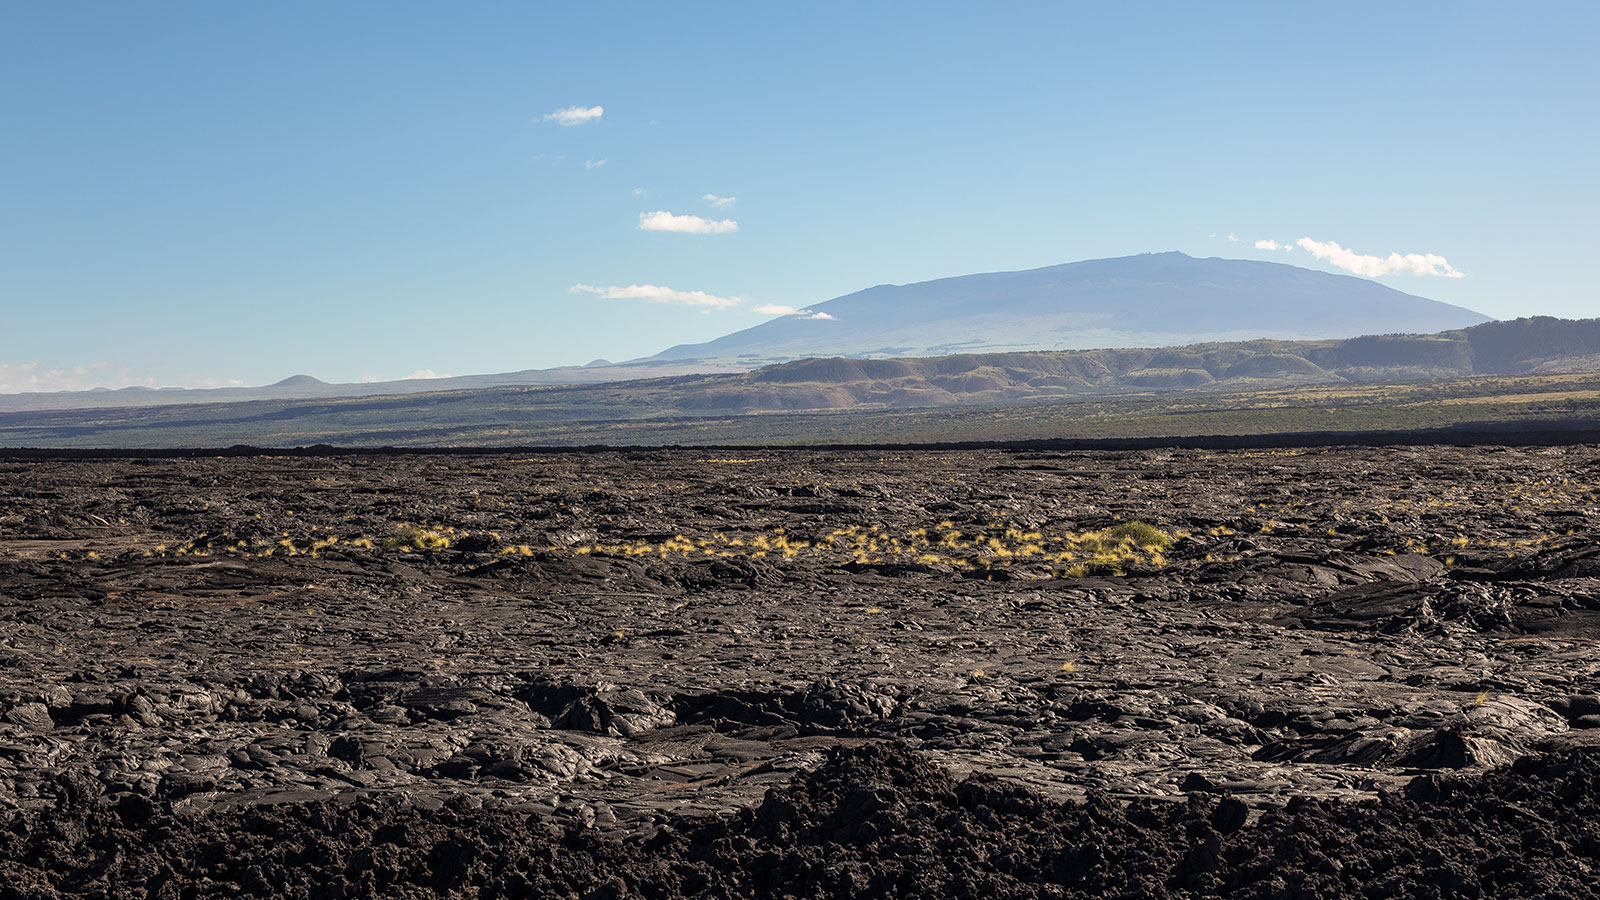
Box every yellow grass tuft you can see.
[383,525,451,551]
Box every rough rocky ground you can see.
[3,446,1600,896]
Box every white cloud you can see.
[542,105,603,126]
[1254,239,1280,251]
[0,362,256,393]
[571,283,744,309]
[584,159,606,170]
[632,187,647,196]
[359,370,453,383]
[0,362,158,394]
[638,210,739,234]
[749,304,834,320]
[702,193,736,209]
[1227,234,1238,242]
[1295,237,1464,278]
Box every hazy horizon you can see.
[4,2,1595,392]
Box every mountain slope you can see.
[651,251,1491,364]
[0,252,1494,415]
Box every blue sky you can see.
[2,1,1596,391]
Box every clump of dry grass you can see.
[1095,521,1172,550]
[382,524,451,551]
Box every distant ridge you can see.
[651,251,1490,365]
[5,317,1600,450]
[0,359,738,413]
[661,316,1600,412]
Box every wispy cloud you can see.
[0,362,255,393]
[0,362,157,394]
[584,159,606,170]
[571,283,744,309]
[1296,238,1464,278]
[542,105,603,126]
[752,304,833,320]
[632,187,648,196]
[403,369,452,380]
[638,210,739,234]
[1228,234,1238,242]
[702,193,736,209]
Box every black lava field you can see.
[3,446,1600,898]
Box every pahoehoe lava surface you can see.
[3,446,1600,897]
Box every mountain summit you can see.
[272,374,326,387]
[651,252,1491,364]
